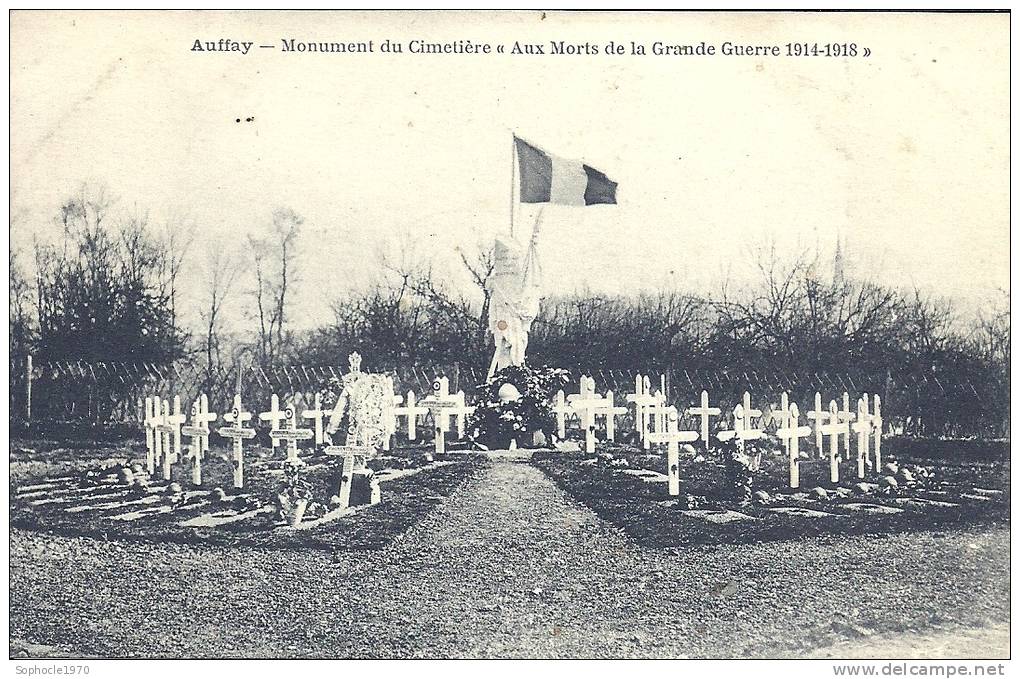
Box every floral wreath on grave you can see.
[468,364,569,448]
[322,352,394,450]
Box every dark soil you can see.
[11,439,487,552]
[531,442,1009,548]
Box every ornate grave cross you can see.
[143,396,161,474]
[686,390,721,451]
[218,395,256,488]
[393,390,429,441]
[851,397,872,479]
[646,408,698,496]
[818,400,850,484]
[552,389,573,440]
[270,404,315,463]
[596,390,629,442]
[324,443,375,510]
[776,402,812,489]
[181,395,217,486]
[420,377,460,455]
[259,394,287,450]
[806,392,826,455]
[301,393,327,446]
[836,392,857,461]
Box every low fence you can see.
[8,356,1008,439]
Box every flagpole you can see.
[509,133,516,240]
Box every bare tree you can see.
[247,208,303,366]
[200,242,239,383]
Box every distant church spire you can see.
[833,230,847,284]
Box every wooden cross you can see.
[872,394,883,472]
[392,390,429,441]
[448,390,476,440]
[155,398,185,481]
[181,395,217,486]
[270,404,315,463]
[770,391,791,430]
[645,408,698,496]
[154,399,171,475]
[818,400,850,484]
[218,395,256,488]
[552,389,572,440]
[740,391,763,433]
[776,402,812,489]
[143,396,161,474]
[596,390,629,442]
[324,444,373,510]
[626,374,658,445]
[686,390,721,450]
[641,396,671,450]
[717,404,764,445]
[836,391,857,461]
[420,378,459,455]
[568,377,611,454]
[806,391,826,455]
[851,396,871,479]
[301,392,327,446]
[259,394,287,450]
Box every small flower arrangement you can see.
[276,460,314,526]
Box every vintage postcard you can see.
[8,9,1010,667]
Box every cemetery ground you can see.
[533,437,1010,549]
[9,434,1010,658]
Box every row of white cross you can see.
[551,375,885,495]
[141,377,478,490]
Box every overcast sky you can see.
[10,10,1009,332]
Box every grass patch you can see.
[11,437,487,552]
[532,441,1009,548]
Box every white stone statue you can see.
[487,211,543,377]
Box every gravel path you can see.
[10,454,1010,658]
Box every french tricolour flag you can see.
[515,136,618,206]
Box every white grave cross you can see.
[420,377,459,455]
[686,390,721,450]
[143,396,161,474]
[301,393,327,446]
[270,405,315,463]
[646,408,698,496]
[324,444,374,510]
[851,397,872,479]
[837,392,857,461]
[259,394,287,450]
[818,400,850,484]
[776,402,812,489]
[180,395,217,486]
[218,395,256,488]
[568,377,611,454]
[392,390,429,441]
[806,392,826,455]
